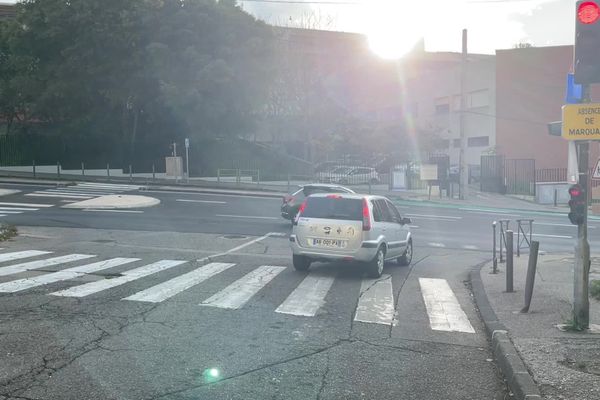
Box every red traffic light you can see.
[578,1,600,24]
[569,185,583,197]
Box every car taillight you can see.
[294,200,307,225]
[362,198,371,231]
[326,194,342,199]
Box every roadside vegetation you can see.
[0,224,17,241]
[591,280,600,301]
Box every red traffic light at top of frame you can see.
[569,184,583,198]
[578,1,600,24]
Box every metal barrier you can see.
[516,219,534,257]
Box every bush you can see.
[591,280,600,301]
[0,224,17,241]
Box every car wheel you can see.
[367,246,385,278]
[397,239,412,266]
[293,255,311,271]
[369,178,379,184]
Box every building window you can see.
[453,139,461,147]
[467,136,489,147]
[435,97,450,115]
[435,103,450,114]
[468,89,489,108]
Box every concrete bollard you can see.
[506,230,514,293]
[521,241,540,313]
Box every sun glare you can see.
[365,1,425,59]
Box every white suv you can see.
[289,193,412,278]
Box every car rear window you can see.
[301,197,363,221]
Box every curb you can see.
[469,265,542,400]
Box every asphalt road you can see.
[0,181,590,399]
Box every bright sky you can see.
[240,0,577,57]
[2,0,577,57]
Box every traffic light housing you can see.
[574,1,600,84]
[568,184,586,225]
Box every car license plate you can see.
[312,238,346,248]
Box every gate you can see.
[505,159,536,196]
[481,155,505,193]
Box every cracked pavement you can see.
[0,221,508,399]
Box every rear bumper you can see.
[289,235,377,262]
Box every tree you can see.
[1,0,274,164]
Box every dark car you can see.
[281,184,355,222]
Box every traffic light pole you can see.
[573,85,591,329]
[459,29,468,200]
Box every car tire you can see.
[370,178,379,184]
[367,246,385,278]
[293,255,311,271]
[397,239,412,266]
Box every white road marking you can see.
[0,214,6,217]
[0,202,53,208]
[535,222,596,229]
[176,199,227,204]
[0,258,140,293]
[428,242,446,248]
[200,265,285,309]
[26,193,93,199]
[462,245,479,250]
[354,275,395,325]
[197,232,284,262]
[123,262,235,303]
[0,250,52,263]
[0,254,96,277]
[0,211,22,214]
[406,213,462,220]
[465,210,521,217]
[45,190,114,196]
[275,272,336,317]
[419,278,475,333]
[77,183,139,190]
[533,233,573,239]
[142,190,282,201]
[0,207,40,211]
[409,225,420,229]
[216,214,278,220]
[50,259,187,297]
[82,209,144,214]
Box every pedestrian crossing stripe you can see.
[25,182,141,202]
[0,254,96,277]
[275,272,336,317]
[123,262,236,303]
[201,265,286,309]
[0,250,475,332]
[419,278,475,333]
[51,260,186,298]
[0,258,140,293]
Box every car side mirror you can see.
[400,217,411,225]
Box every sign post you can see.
[185,138,190,183]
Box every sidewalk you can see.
[472,254,600,400]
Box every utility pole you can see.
[459,29,468,200]
[574,85,591,329]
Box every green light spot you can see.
[202,367,222,383]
